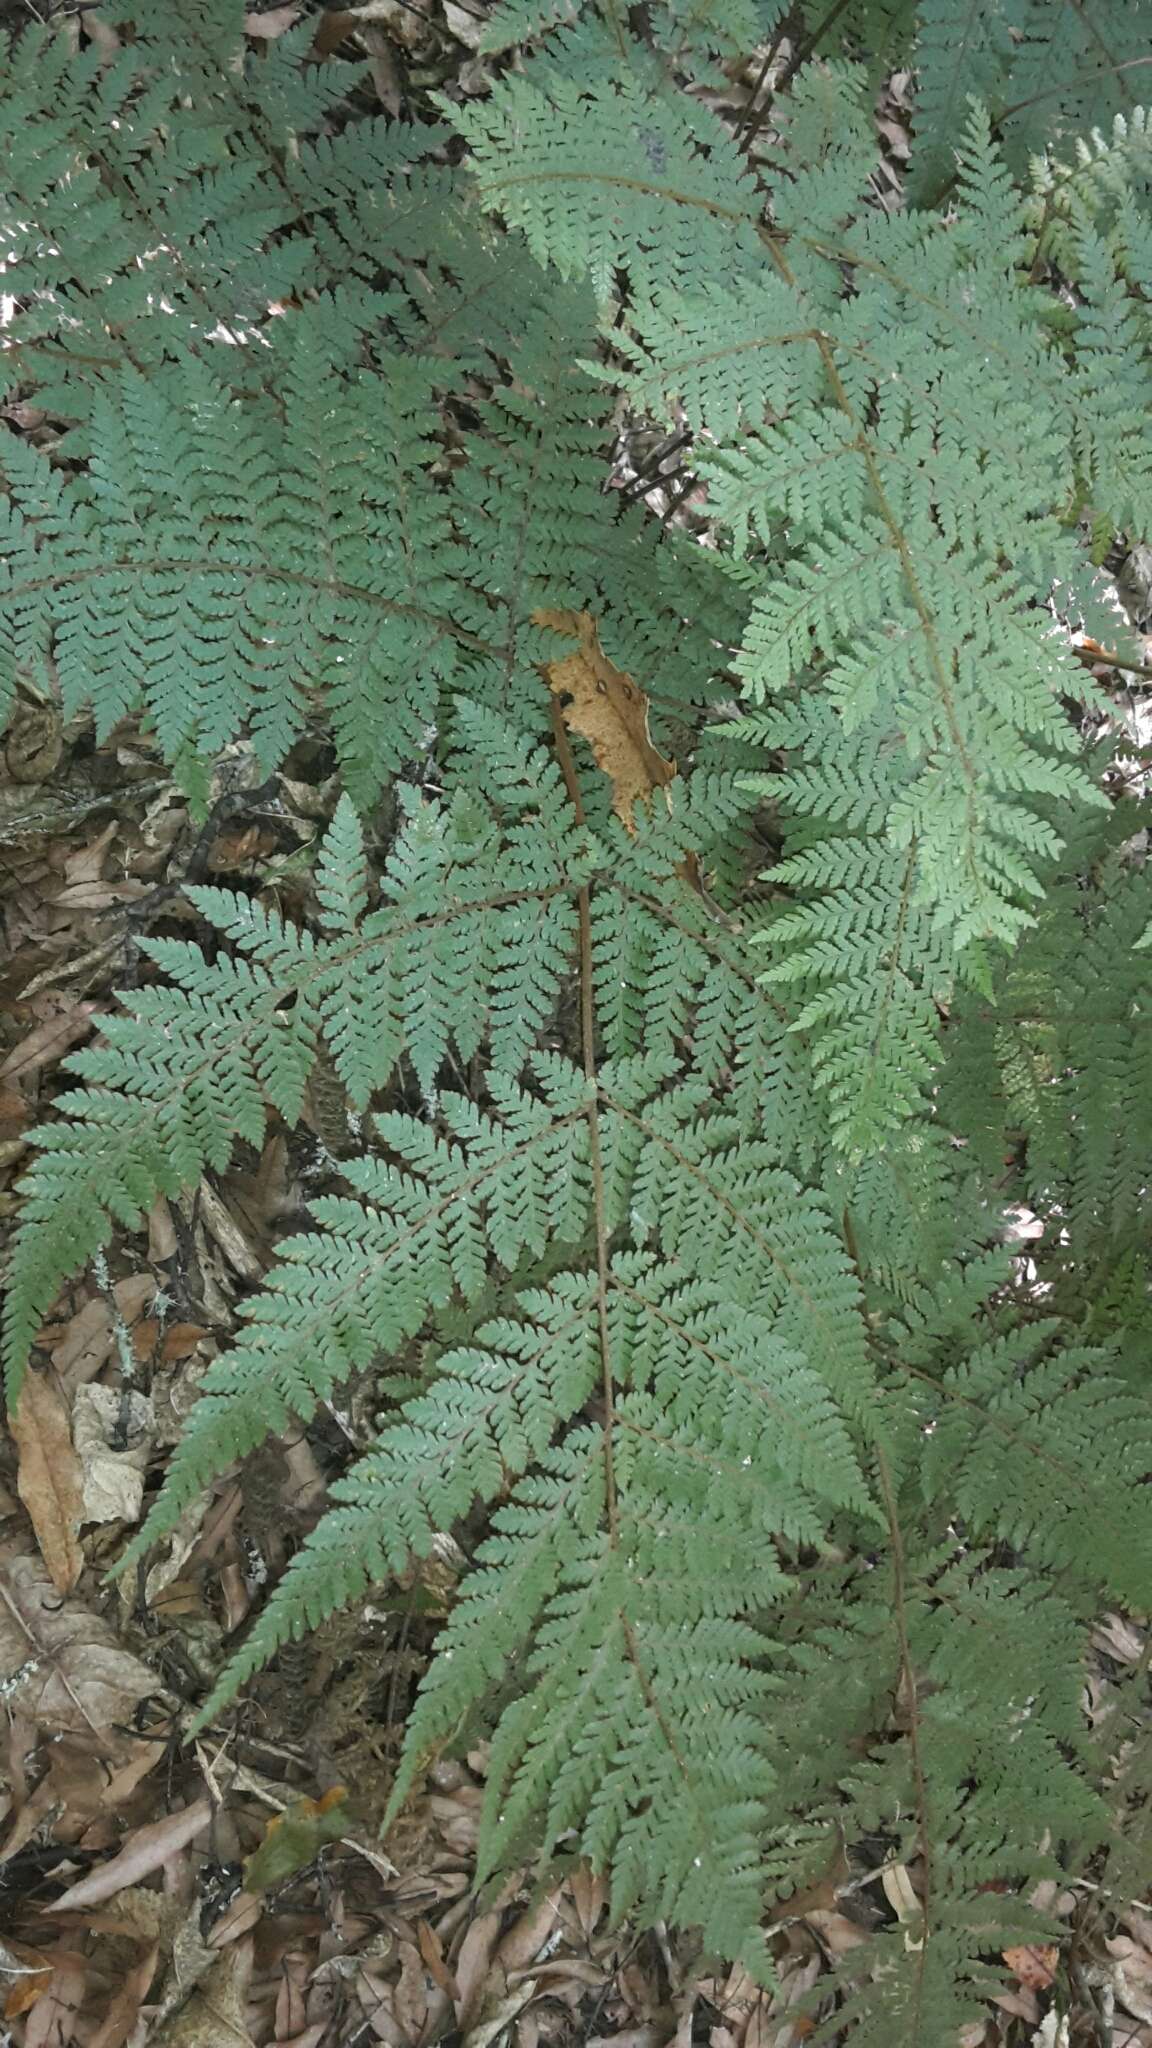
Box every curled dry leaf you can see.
[10,1372,84,1593]
[0,1543,159,1742]
[536,609,676,832]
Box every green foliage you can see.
[4,0,1152,2028]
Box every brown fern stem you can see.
[548,699,620,1545]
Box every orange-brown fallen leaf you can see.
[0,1935,54,2022]
[1002,1942,1059,1992]
[536,609,676,832]
[10,1371,84,1593]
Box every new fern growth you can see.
[4,0,1152,2028]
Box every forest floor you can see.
[4,8,1152,2047]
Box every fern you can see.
[5,0,1152,2027]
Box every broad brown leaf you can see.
[0,1543,159,1743]
[10,1372,84,1593]
[536,609,675,832]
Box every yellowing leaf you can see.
[535,609,675,832]
[242,1787,349,1893]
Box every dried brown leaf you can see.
[48,1300,116,1392]
[21,1954,86,2048]
[417,1917,459,1997]
[452,1910,503,2031]
[496,1890,563,1973]
[10,1373,84,1593]
[46,1799,213,1913]
[0,1935,53,2021]
[149,1939,254,2048]
[61,822,117,889]
[0,1002,99,1087]
[87,1936,160,2048]
[1002,1942,1058,1992]
[0,1545,159,1742]
[462,1979,538,2048]
[536,609,675,832]
[3,704,63,784]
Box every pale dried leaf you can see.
[1094,1612,1146,1663]
[1110,1935,1152,2023]
[463,1980,538,2048]
[87,1936,160,2048]
[496,1890,563,1973]
[10,1374,84,1593]
[0,1546,159,1740]
[452,1910,503,2030]
[244,4,302,31]
[22,1955,86,2048]
[197,1178,266,1282]
[149,1940,253,2048]
[880,1862,924,1947]
[72,1386,153,1526]
[994,1983,1040,2023]
[61,821,117,888]
[442,0,484,39]
[78,9,122,56]
[801,1908,869,1955]
[46,1798,213,1912]
[147,1194,178,1261]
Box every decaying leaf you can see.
[0,1002,99,1089]
[0,1543,160,1741]
[72,1384,153,1526]
[46,1800,214,1914]
[0,1935,53,2022]
[1002,1942,1059,1992]
[149,1940,254,2048]
[10,1371,84,1593]
[536,609,676,831]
